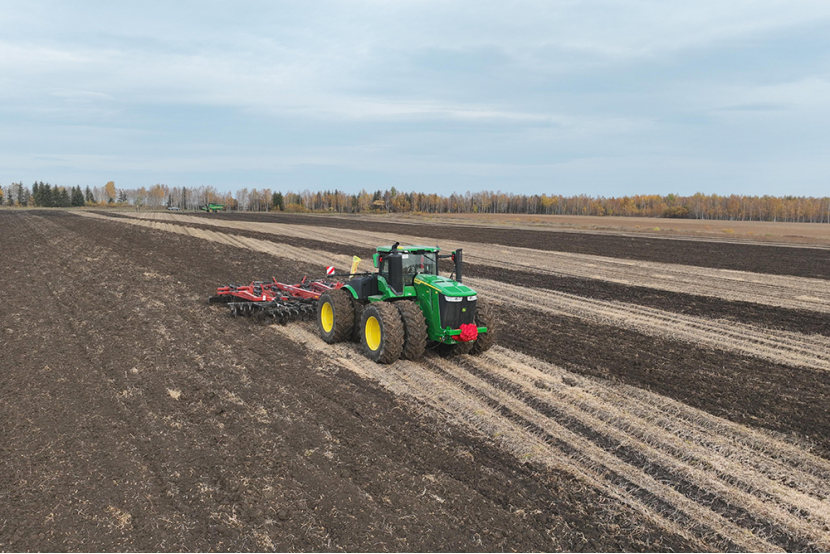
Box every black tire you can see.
[317,289,355,344]
[395,300,427,361]
[360,302,404,364]
[470,299,496,355]
[351,298,368,342]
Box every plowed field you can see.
[2,209,829,552]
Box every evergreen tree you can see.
[40,181,50,207]
[42,183,53,207]
[117,190,126,203]
[58,187,70,207]
[85,186,94,203]
[71,186,85,206]
[271,191,284,211]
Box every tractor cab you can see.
[374,244,440,290]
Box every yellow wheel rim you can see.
[321,301,334,333]
[365,316,381,351]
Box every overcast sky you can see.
[2,1,829,197]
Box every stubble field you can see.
[2,209,829,552]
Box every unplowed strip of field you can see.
[468,277,830,373]
[276,325,830,552]
[101,211,830,337]
[76,212,830,373]
[15,211,674,551]
[36,211,830,549]
[192,211,830,277]
[115,212,830,314]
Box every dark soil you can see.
[494,304,830,459]
[198,211,830,279]
[85,212,830,455]
[448,360,811,553]
[0,211,695,552]
[102,214,830,338]
[471,265,830,338]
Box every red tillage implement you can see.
[209,277,344,324]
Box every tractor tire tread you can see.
[470,299,496,355]
[361,302,404,364]
[395,300,427,361]
[351,298,367,342]
[318,289,355,344]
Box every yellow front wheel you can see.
[360,303,404,364]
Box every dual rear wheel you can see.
[360,300,428,363]
[360,302,405,364]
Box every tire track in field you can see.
[275,325,830,552]
[119,211,830,314]
[74,212,830,373]
[77,212,356,269]
[468,277,830,373]
[73,213,830,548]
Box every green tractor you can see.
[317,242,495,363]
[200,203,225,213]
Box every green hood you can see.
[413,274,477,297]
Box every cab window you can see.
[401,251,437,286]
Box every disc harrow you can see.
[209,277,343,325]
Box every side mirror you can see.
[373,253,379,268]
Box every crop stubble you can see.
[9,211,649,552]
[277,325,830,551]
[115,211,830,314]
[80,211,830,374]
[6,210,830,551]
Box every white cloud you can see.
[1,1,829,195]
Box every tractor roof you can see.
[376,245,441,253]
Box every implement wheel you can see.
[318,289,355,344]
[395,300,427,361]
[361,302,404,364]
[470,299,496,355]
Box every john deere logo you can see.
[462,308,467,312]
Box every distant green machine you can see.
[199,203,225,213]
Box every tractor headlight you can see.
[445,296,462,302]
[467,295,477,301]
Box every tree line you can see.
[3,181,830,223]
